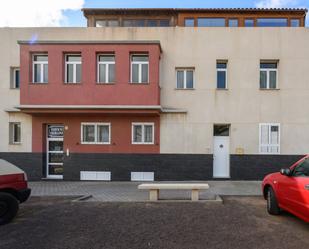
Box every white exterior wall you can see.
[0,27,309,155]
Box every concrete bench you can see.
[138,183,209,201]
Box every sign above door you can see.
[48,125,64,138]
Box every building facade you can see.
[0,8,308,181]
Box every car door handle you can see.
[305,185,309,190]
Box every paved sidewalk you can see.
[29,181,262,202]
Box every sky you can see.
[0,0,308,27]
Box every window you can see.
[259,123,280,154]
[147,20,158,27]
[176,68,194,89]
[123,19,145,27]
[257,18,288,27]
[197,18,225,27]
[228,19,238,27]
[11,67,20,89]
[260,62,278,89]
[123,19,170,27]
[291,19,300,27]
[33,54,48,83]
[65,54,81,84]
[131,55,149,83]
[147,19,170,27]
[184,18,195,27]
[97,55,115,83]
[159,20,170,27]
[9,122,21,144]
[96,20,119,27]
[292,158,309,177]
[245,19,254,27]
[214,124,230,136]
[217,61,227,89]
[81,123,110,144]
[132,123,154,144]
[131,172,154,181]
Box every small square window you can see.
[81,123,110,144]
[228,19,238,27]
[291,19,300,27]
[132,123,154,144]
[159,20,170,27]
[245,19,254,27]
[184,18,195,27]
[96,20,119,27]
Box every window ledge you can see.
[63,82,83,85]
[259,153,280,155]
[96,82,115,85]
[9,143,22,145]
[259,88,280,91]
[29,82,49,85]
[80,143,111,145]
[174,88,195,90]
[216,88,228,90]
[132,143,155,145]
[130,82,150,85]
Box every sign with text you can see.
[48,125,64,138]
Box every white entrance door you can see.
[213,136,230,178]
[47,125,64,179]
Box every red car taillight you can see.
[23,172,28,181]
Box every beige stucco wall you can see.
[0,27,309,154]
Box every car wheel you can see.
[0,193,19,225]
[267,187,280,215]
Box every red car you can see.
[0,159,31,225]
[262,155,309,222]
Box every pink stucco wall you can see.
[20,43,161,106]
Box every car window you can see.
[292,158,309,177]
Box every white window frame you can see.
[97,54,115,83]
[81,122,111,145]
[130,54,149,83]
[175,68,195,89]
[259,123,280,154]
[65,54,82,84]
[216,62,228,89]
[260,62,278,89]
[13,68,20,89]
[132,122,154,145]
[32,54,48,83]
[9,122,21,145]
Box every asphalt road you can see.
[0,196,308,249]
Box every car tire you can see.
[267,187,280,215]
[0,192,19,225]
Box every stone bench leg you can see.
[191,189,199,201]
[149,189,159,201]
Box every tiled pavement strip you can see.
[29,181,262,202]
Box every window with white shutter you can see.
[259,123,280,154]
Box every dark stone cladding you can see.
[63,153,305,181]
[63,153,214,181]
[0,153,305,181]
[0,153,44,180]
[230,154,305,180]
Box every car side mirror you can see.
[280,168,291,176]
